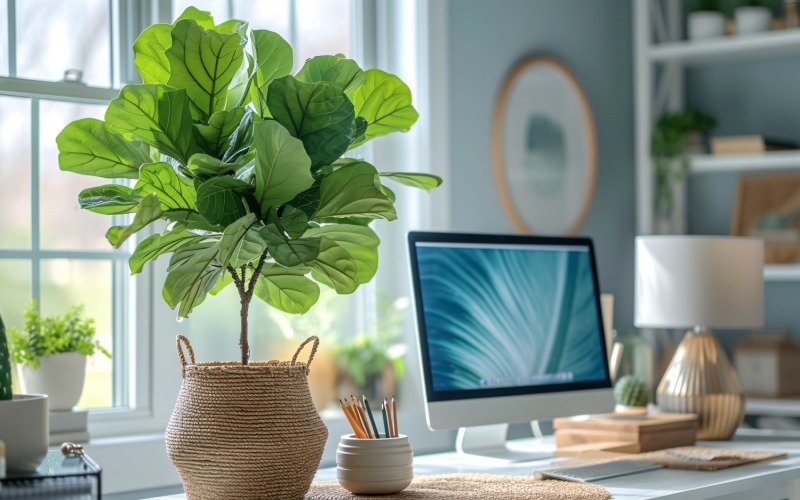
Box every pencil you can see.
[355,399,375,439]
[341,399,367,439]
[347,401,369,439]
[392,396,399,437]
[352,395,373,439]
[363,396,381,438]
[339,399,366,438]
[384,397,395,438]
[381,403,391,439]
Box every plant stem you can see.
[230,253,269,366]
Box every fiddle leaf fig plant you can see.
[57,7,442,365]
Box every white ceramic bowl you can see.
[0,394,48,472]
[336,434,413,495]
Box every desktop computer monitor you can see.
[408,231,613,459]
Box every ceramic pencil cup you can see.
[336,434,413,494]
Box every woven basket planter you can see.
[166,335,328,500]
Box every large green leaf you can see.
[188,154,240,178]
[379,172,443,191]
[221,109,254,163]
[308,236,359,293]
[163,240,223,318]
[218,213,266,268]
[57,118,149,179]
[253,120,313,216]
[163,209,222,232]
[314,161,396,220]
[195,176,252,227]
[105,85,193,165]
[279,206,309,238]
[304,224,379,283]
[267,76,356,171]
[133,24,172,84]
[129,225,204,274]
[254,264,319,314]
[106,194,164,248]
[287,180,321,218]
[177,6,216,29]
[259,225,320,267]
[79,184,141,215]
[249,30,293,118]
[195,107,246,157]
[296,55,365,97]
[135,162,196,210]
[350,69,418,147]
[167,19,246,118]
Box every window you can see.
[0,0,129,411]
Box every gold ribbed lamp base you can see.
[656,329,744,440]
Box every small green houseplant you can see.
[335,296,408,401]
[7,302,110,370]
[613,375,649,408]
[7,303,110,411]
[650,109,715,217]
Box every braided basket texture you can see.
[166,335,328,500]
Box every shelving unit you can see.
[634,1,800,420]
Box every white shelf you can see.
[764,264,800,281]
[746,397,800,417]
[649,29,800,64]
[690,151,800,174]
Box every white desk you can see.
[149,434,800,500]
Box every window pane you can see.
[0,260,32,329]
[172,0,229,24]
[233,0,290,35]
[16,0,110,87]
[40,259,112,409]
[0,0,8,76]
[0,96,31,249]
[39,100,111,250]
[296,0,351,69]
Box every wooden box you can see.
[553,413,698,453]
[734,331,800,398]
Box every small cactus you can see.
[613,375,648,407]
[0,314,12,400]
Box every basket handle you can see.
[291,336,319,374]
[176,335,196,379]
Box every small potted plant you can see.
[7,303,111,411]
[650,109,716,232]
[335,296,408,402]
[735,0,773,34]
[688,0,728,40]
[613,375,649,412]
[0,313,48,472]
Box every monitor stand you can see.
[455,422,553,463]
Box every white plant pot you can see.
[0,394,48,471]
[688,11,727,40]
[21,352,87,411]
[736,6,772,34]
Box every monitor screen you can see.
[408,231,612,430]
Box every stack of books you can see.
[49,410,89,446]
[711,135,798,155]
[553,412,698,454]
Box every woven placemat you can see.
[305,473,610,500]
[636,446,788,471]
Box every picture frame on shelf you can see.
[491,55,597,235]
[732,174,800,264]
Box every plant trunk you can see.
[240,294,251,366]
[233,253,268,366]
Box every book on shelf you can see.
[711,135,799,155]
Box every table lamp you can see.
[635,236,764,440]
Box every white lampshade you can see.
[635,236,764,329]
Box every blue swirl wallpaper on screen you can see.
[416,244,606,392]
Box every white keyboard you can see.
[534,459,664,482]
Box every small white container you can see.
[735,6,772,34]
[688,11,727,40]
[336,434,413,495]
[21,352,86,411]
[0,394,48,472]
